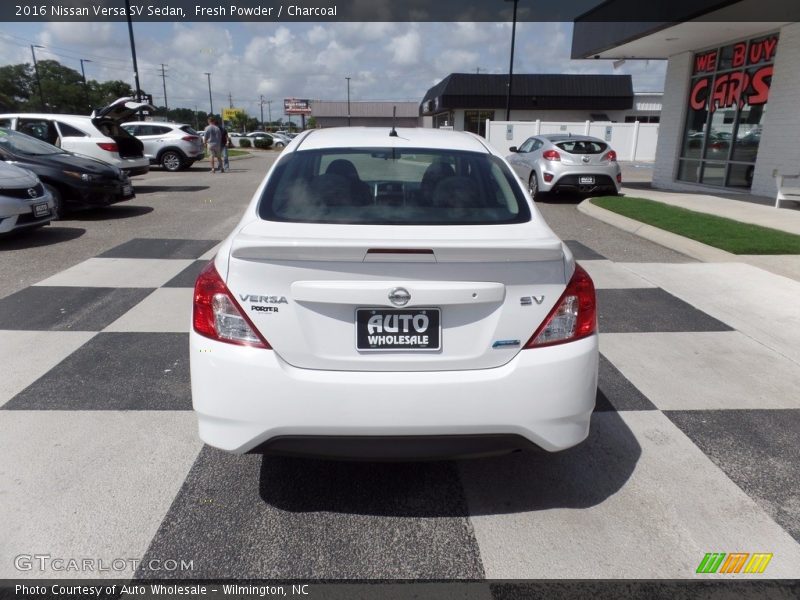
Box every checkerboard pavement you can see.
[1,238,799,581]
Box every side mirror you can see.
[509,146,517,153]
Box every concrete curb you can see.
[577,199,737,263]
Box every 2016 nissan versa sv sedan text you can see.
[190,127,598,459]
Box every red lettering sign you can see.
[749,65,773,105]
[690,78,709,110]
[748,36,779,65]
[694,50,717,73]
[732,42,747,68]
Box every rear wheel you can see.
[44,183,65,220]
[528,172,540,201]
[160,150,184,172]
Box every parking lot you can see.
[1,154,799,582]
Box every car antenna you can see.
[389,106,398,137]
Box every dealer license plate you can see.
[122,184,134,198]
[579,176,595,184]
[33,202,50,218]
[356,308,441,351]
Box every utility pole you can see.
[79,58,92,110]
[124,0,142,101]
[259,95,264,128]
[267,100,273,127]
[194,105,198,130]
[504,0,519,121]
[228,92,233,108]
[159,63,168,114]
[345,76,351,126]
[30,45,45,111]
[204,72,213,117]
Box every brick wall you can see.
[752,22,800,197]
[652,52,692,190]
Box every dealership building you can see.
[419,73,661,137]
[572,0,799,197]
[309,101,421,128]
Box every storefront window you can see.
[464,110,494,137]
[677,33,778,189]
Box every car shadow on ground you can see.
[65,205,154,221]
[134,185,210,194]
[0,226,85,249]
[257,409,641,517]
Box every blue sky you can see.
[0,21,666,118]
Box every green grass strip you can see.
[591,196,800,255]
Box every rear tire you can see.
[528,172,540,201]
[44,183,65,220]
[160,150,184,172]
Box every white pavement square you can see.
[620,262,800,365]
[0,411,203,579]
[579,260,658,289]
[0,330,95,407]
[33,258,194,289]
[461,411,800,579]
[600,331,800,410]
[103,288,195,333]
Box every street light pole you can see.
[79,58,92,109]
[345,76,351,126]
[260,95,264,128]
[267,100,272,126]
[204,72,213,117]
[505,0,519,121]
[30,45,45,111]
[124,0,142,101]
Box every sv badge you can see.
[520,296,545,306]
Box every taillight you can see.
[602,150,617,161]
[182,136,199,142]
[543,172,554,183]
[524,264,596,348]
[97,142,118,153]
[193,262,270,349]
[542,149,561,161]
[616,173,622,183]
[709,142,724,150]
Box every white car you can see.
[0,97,153,176]
[0,161,55,234]
[190,127,598,458]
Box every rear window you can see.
[257,147,531,225]
[555,140,607,154]
[180,125,199,135]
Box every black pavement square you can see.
[137,447,484,579]
[594,353,657,412]
[565,240,606,261]
[597,288,733,333]
[666,409,800,544]
[0,286,152,331]
[99,238,219,260]
[163,260,209,288]
[4,332,191,410]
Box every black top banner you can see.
[2,0,799,22]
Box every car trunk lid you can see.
[224,221,569,372]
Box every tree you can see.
[36,59,87,113]
[0,64,33,111]
[89,80,135,109]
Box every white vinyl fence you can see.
[485,120,659,162]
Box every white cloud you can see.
[390,28,421,66]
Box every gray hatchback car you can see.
[506,134,621,200]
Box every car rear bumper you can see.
[190,331,599,457]
[541,168,621,194]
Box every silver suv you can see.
[121,122,204,171]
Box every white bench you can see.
[775,174,800,208]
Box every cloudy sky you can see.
[0,20,666,119]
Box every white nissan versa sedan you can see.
[190,127,598,459]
